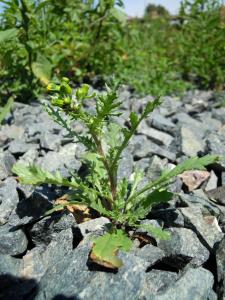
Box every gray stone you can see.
[158,227,209,267]
[131,135,152,158]
[21,246,47,281]
[0,124,25,139]
[0,151,16,180]
[216,237,225,299]
[147,267,214,300]
[173,112,206,138]
[139,122,174,147]
[30,211,76,246]
[8,186,53,226]
[146,155,168,181]
[205,133,225,169]
[78,252,148,300]
[0,131,8,147]
[8,139,39,155]
[40,132,62,151]
[37,143,81,174]
[180,126,204,157]
[149,208,185,227]
[205,186,225,206]
[149,114,176,135]
[140,270,178,297]
[199,115,222,132]
[179,191,221,217]
[131,135,176,162]
[22,228,74,281]
[135,157,150,172]
[0,254,22,276]
[117,149,133,181]
[185,99,208,114]
[212,107,225,123]
[17,149,39,166]
[159,96,182,117]
[149,141,176,162]
[221,172,225,186]
[0,224,28,255]
[0,178,19,225]
[78,217,110,237]
[205,170,218,191]
[134,244,165,266]
[180,206,223,250]
[36,242,93,299]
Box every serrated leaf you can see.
[142,98,162,119]
[91,230,132,268]
[159,155,221,183]
[142,189,173,209]
[90,199,111,217]
[133,155,222,200]
[104,122,122,149]
[139,224,171,240]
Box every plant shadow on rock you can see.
[52,296,80,300]
[0,274,38,300]
[0,274,81,300]
[146,257,187,274]
[86,258,118,274]
[15,184,68,224]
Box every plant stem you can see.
[92,133,117,205]
[111,115,144,170]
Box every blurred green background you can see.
[0,0,225,106]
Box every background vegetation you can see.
[0,0,224,105]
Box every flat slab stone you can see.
[180,207,223,250]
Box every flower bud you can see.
[63,97,71,105]
[75,84,90,101]
[60,83,72,95]
[47,83,60,92]
[62,77,70,83]
[51,98,64,107]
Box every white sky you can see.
[123,0,182,16]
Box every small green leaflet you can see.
[129,112,139,127]
[138,224,171,240]
[12,163,78,187]
[142,189,173,209]
[142,98,162,119]
[0,97,14,125]
[76,84,95,101]
[91,230,132,268]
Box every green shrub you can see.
[117,17,189,96]
[12,78,221,268]
[0,0,224,103]
[178,0,225,89]
[0,0,126,103]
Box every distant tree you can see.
[144,3,170,19]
